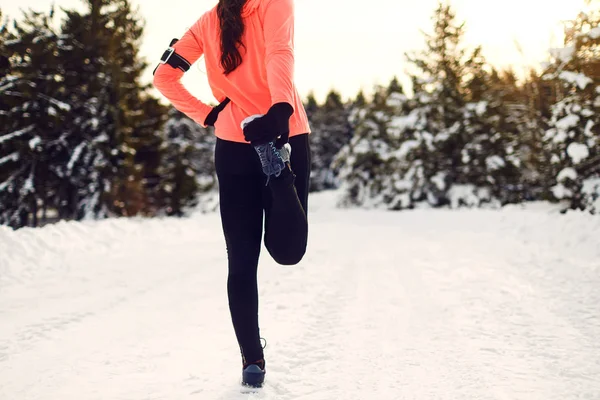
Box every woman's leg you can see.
[215,139,266,364]
[289,133,311,213]
[263,133,311,265]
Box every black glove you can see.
[203,107,220,127]
[203,97,231,127]
[242,102,293,146]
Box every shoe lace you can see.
[254,142,285,184]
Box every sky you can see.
[0,0,588,105]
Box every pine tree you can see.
[346,89,367,139]
[307,89,353,191]
[397,2,472,207]
[0,7,70,228]
[335,80,411,209]
[0,9,19,226]
[158,108,216,216]
[59,0,165,218]
[544,8,600,213]
[304,91,319,122]
[502,68,551,201]
[104,0,166,216]
[0,9,8,74]
[131,94,167,215]
[387,76,443,208]
[395,2,521,208]
[457,62,523,206]
[0,2,171,227]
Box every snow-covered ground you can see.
[1,191,599,399]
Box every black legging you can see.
[215,133,311,364]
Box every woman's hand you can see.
[242,102,293,145]
[203,98,231,127]
[203,107,221,127]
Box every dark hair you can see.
[217,0,247,75]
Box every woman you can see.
[153,0,310,388]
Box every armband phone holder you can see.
[153,38,192,75]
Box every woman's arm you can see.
[153,20,213,127]
[262,0,296,111]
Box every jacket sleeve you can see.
[153,18,213,127]
[262,0,296,111]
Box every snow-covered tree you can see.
[304,92,319,124]
[307,90,353,191]
[158,109,216,216]
[0,8,70,228]
[457,65,524,206]
[335,79,411,209]
[59,0,165,218]
[395,2,521,208]
[336,3,525,210]
[387,79,446,208]
[500,68,552,201]
[129,93,167,215]
[544,9,600,213]
[0,1,168,228]
[394,3,476,207]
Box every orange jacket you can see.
[153,0,311,143]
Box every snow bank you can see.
[2,191,598,294]
[0,214,217,291]
[2,192,599,296]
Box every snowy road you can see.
[1,193,599,399]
